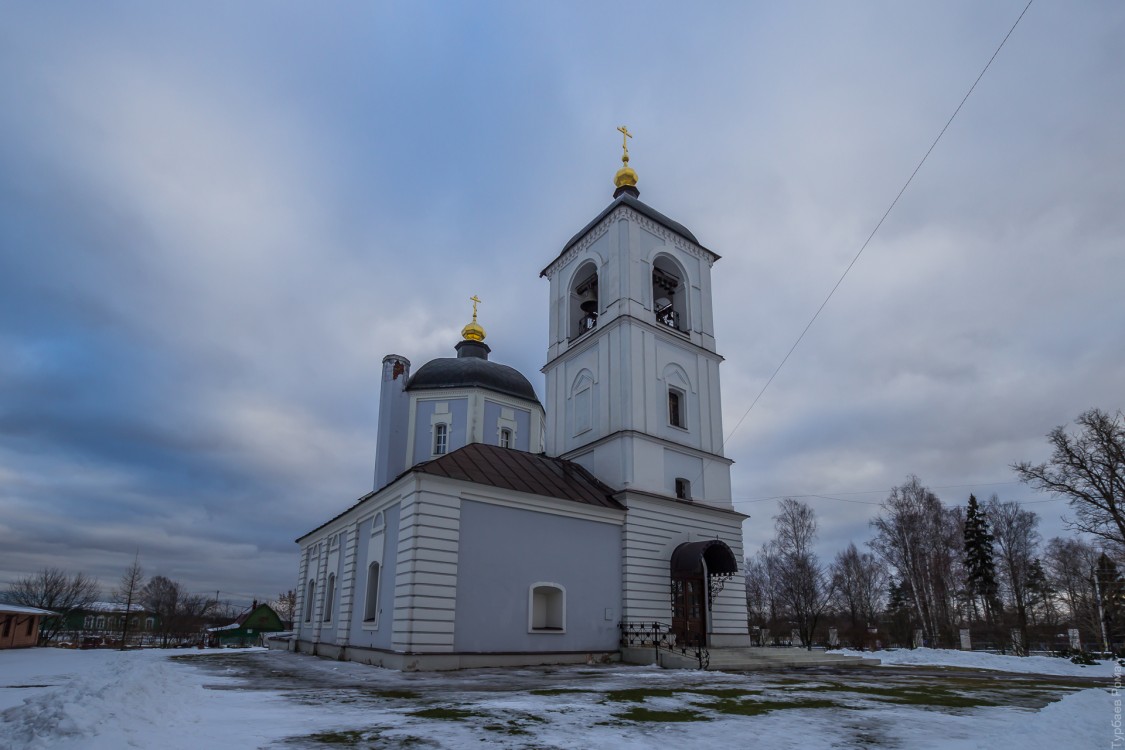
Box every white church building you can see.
[293,142,750,669]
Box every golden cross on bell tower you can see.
[617,125,632,164]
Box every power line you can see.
[731,492,1063,509]
[719,0,1035,452]
[736,479,1023,502]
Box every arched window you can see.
[433,423,448,455]
[570,370,594,436]
[528,583,566,632]
[499,428,512,448]
[324,573,336,622]
[652,255,689,333]
[568,262,599,341]
[364,562,381,623]
[304,579,316,622]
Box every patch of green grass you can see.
[408,707,477,721]
[708,698,841,716]
[604,687,679,702]
[617,707,713,722]
[690,688,762,698]
[876,691,996,709]
[303,729,367,745]
[365,688,420,700]
[483,723,531,736]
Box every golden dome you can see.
[613,125,638,190]
[462,294,486,341]
[461,320,485,342]
[614,161,638,189]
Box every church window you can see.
[364,562,381,623]
[324,573,336,622]
[568,263,599,341]
[500,428,512,448]
[668,388,685,428]
[433,423,448,456]
[529,583,566,632]
[652,255,689,333]
[675,477,692,500]
[304,579,316,623]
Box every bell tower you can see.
[540,131,733,509]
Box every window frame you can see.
[675,477,692,500]
[363,562,381,625]
[433,422,448,456]
[668,387,686,429]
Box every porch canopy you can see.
[670,539,738,577]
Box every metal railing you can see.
[620,621,709,670]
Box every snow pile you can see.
[839,646,1118,677]
[0,648,344,750]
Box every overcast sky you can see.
[2,2,1122,605]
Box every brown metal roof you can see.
[414,443,624,510]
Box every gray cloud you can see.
[1,2,1122,602]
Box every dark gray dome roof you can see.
[407,357,539,403]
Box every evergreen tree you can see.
[963,494,999,622]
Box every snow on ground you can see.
[838,646,1119,677]
[0,647,1115,749]
[0,648,369,749]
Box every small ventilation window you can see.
[675,478,691,500]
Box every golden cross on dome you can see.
[617,125,632,163]
[470,294,481,321]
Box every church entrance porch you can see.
[669,539,738,648]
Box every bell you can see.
[579,288,598,313]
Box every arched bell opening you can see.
[669,540,738,647]
[568,262,599,342]
[652,254,689,333]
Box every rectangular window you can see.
[433,423,448,455]
[668,388,684,428]
[500,428,512,448]
[574,387,591,434]
[675,478,691,500]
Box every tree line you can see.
[746,408,1125,655]
[5,557,299,648]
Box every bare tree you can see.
[6,568,100,644]
[1014,409,1125,553]
[271,590,297,628]
[113,554,145,650]
[768,498,834,650]
[870,476,961,647]
[986,496,1040,654]
[832,542,888,642]
[141,576,182,647]
[745,550,779,632]
[1044,537,1101,639]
